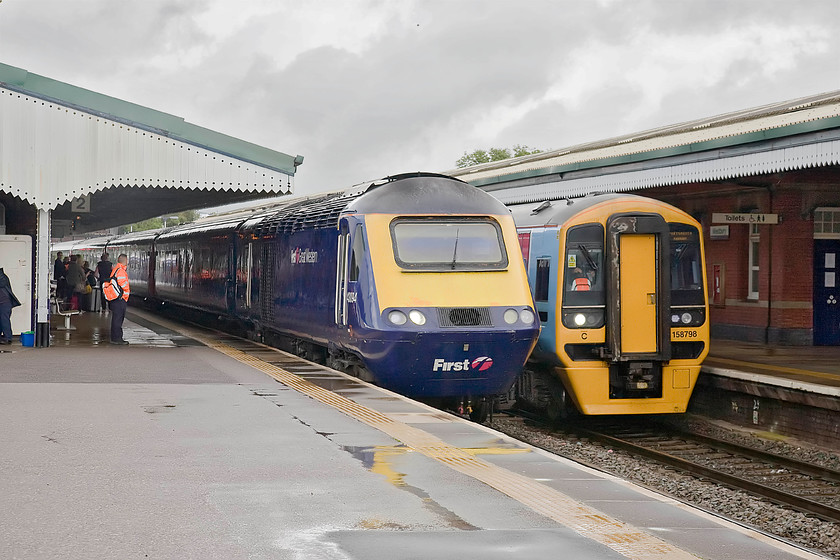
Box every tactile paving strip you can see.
[145,313,699,560]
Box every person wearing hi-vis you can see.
[103,254,130,345]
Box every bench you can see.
[52,296,80,330]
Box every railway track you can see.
[566,421,840,524]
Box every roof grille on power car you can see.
[438,307,492,327]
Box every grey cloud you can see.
[2,0,838,197]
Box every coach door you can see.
[607,214,671,360]
[225,240,236,313]
[245,242,254,309]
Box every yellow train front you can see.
[509,194,709,416]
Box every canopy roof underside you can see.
[0,62,302,232]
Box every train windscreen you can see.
[563,224,605,307]
[390,218,508,271]
[670,224,705,305]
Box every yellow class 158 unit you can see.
[508,194,709,418]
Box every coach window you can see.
[535,258,551,302]
[747,224,760,300]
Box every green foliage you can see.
[512,144,542,158]
[456,149,490,167]
[119,210,199,234]
[455,144,543,168]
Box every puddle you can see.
[341,445,477,530]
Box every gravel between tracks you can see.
[489,414,840,558]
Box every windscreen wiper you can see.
[451,229,460,270]
[578,243,598,271]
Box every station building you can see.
[448,92,840,346]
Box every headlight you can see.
[671,308,705,327]
[408,309,426,325]
[562,309,605,329]
[388,310,407,325]
[503,309,519,324]
[519,308,535,324]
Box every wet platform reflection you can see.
[47,307,192,348]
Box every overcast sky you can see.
[1,0,839,200]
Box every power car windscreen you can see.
[390,218,508,271]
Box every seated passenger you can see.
[571,267,590,291]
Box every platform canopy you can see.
[0,62,303,233]
[448,90,840,203]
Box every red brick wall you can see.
[640,170,840,344]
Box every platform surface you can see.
[0,309,825,559]
[705,338,840,395]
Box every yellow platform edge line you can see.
[148,315,700,560]
[704,356,840,381]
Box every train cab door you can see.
[335,221,351,326]
[607,214,671,361]
[619,234,658,353]
[346,225,365,325]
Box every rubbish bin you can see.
[20,331,35,347]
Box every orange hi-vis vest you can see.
[103,262,130,301]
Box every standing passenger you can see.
[64,255,86,310]
[106,254,131,345]
[53,251,66,300]
[0,267,21,344]
[95,253,112,312]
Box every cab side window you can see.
[349,226,365,282]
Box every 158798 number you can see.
[672,330,698,339]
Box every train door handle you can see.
[647,293,656,305]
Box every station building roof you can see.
[447,91,840,204]
[0,62,303,233]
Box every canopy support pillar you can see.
[35,208,51,347]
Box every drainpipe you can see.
[765,185,774,345]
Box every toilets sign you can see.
[712,213,779,225]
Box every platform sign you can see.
[709,225,729,240]
[712,213,778,225]
[52,219,73,238]
[71,195,91,213]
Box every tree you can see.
[455,144,543,168]
[119,210,199,234]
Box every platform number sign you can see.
[71,195,91,213]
